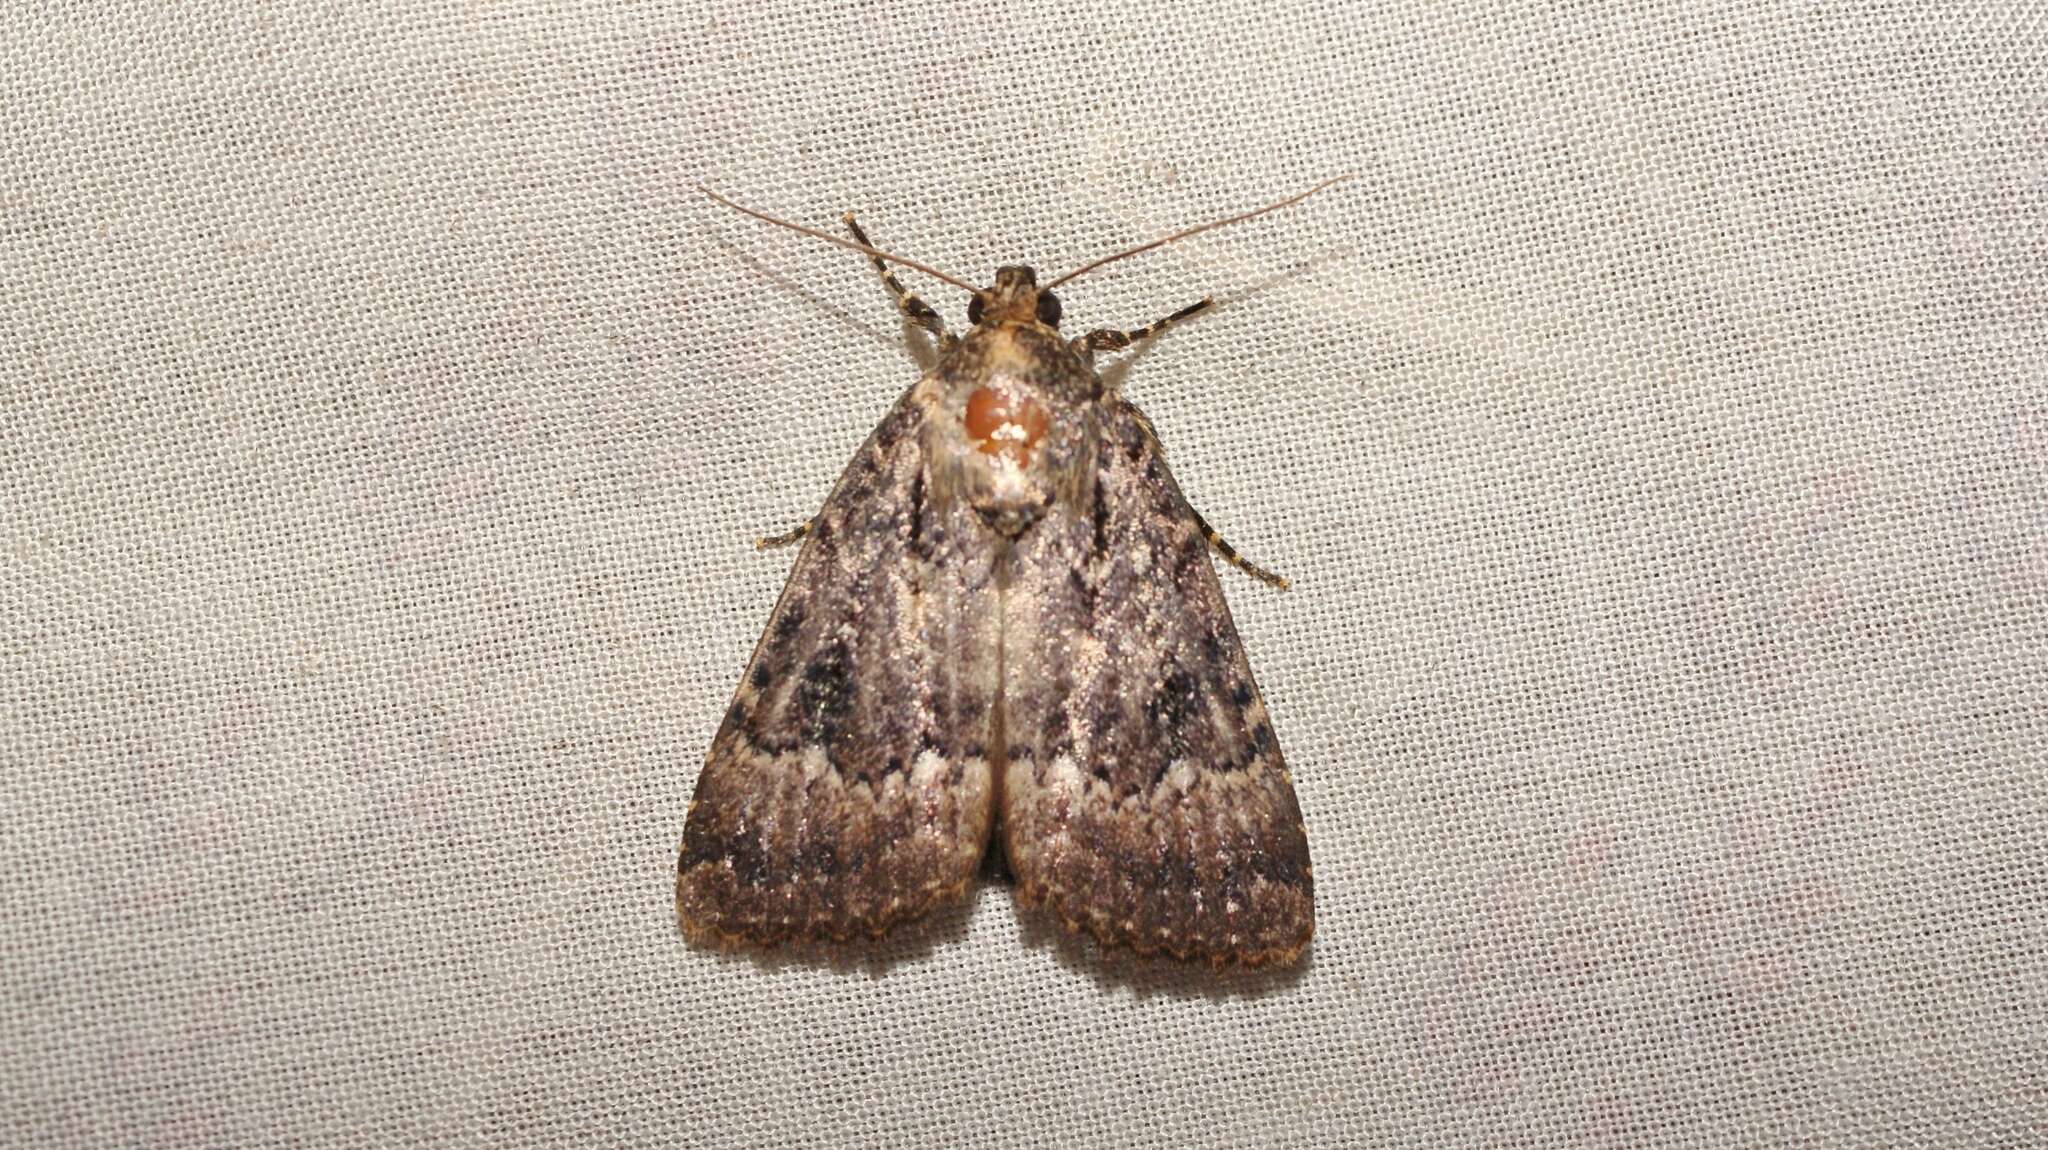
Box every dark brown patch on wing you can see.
[998,398,1313,966]
[678,390,1000,947]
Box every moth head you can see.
[699,177,1353,352]
[968,266,1062,329]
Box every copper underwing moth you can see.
[680,177,1347,966]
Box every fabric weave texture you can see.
[4,2,2043,1145]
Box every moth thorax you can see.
[964,386,1050,468]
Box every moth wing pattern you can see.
[1000,397,1314,965]
[677,385,1001,945]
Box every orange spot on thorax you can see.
[964,387,1050,466]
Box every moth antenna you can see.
[699,186,978,294]
[1043,174,1355,290]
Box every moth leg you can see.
[1080,297,1213,353]
[753,519,811,550]
[1123,399,1286,588]
[1188,505,1290,590]
[842,213,950,341]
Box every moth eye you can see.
[967,294,986,325]
[1035,291,1062,328]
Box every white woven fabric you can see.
[5,2,2044,1145]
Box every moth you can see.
[680,178,1346,966]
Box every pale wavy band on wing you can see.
[678,394,1001,945]
[998,399,1314,965]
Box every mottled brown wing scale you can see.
[677,391,1000,945]
[999,399,1314,966]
